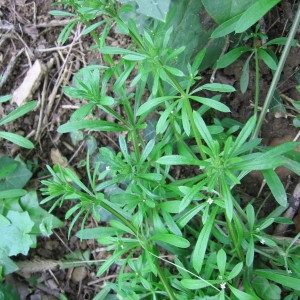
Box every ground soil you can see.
[0,0,299,299]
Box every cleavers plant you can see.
[41,1,300,299]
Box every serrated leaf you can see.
[0,211,34,256]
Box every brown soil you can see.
[0,0,299,299]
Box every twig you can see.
[0,48,24,91]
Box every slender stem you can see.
[252,4,300,138]
[254,47,260,117]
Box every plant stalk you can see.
[252,4,300,138]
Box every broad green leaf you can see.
[136,0,171,22]
[192,206,218,273]
[235,0,281,33]
[0,211,34,256]
[0,156,32,191]
[0,101,37,126]
[216,46,251,68]
[151,234,190,248]
[0,160,18,180]
[264,37,298,46]
[0,132,34,149]
[0,250,19,275]
[202,0,256,23]
[58,120,126,133]
[0,189,26,199]
[252,276,281,300]
[254,269,300,291]
[262,169,287,206]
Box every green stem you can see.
[253,47,260,117]
[252,4,300,138]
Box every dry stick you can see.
[0,48,24,91]
[274,182,300,236]
[44,24,83,125]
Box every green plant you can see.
[41,0,300,299]
[0,95,36,149]
[0,95,63,278]
[0,155,63,277]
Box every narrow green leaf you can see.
[193,111,214,149]
[227,262,243,280]
[151,233,190,248]
[137,96,177,116]
[0,95,12,103]
[48,10,76,16]
[217,249,227,275]
[58,120,125,133]
[192,206,218,273]
[216,46,251,68]
[246,236,255,267]
[157,155,202,166]
[229,284,260,300]
[190,96,230,112]
[211,14,241,38]
[246,204,255,230]
[258,48,277,70]
[194,83,235,93]
[177,204,206,228]
[235,0,281,33]
[0,101,37,126]
[240,54,252,93]
[164,66,185,77]
[0,132,34,149]
[262,169,287,206]
[254,269,300,291]
[181,279,212,289]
